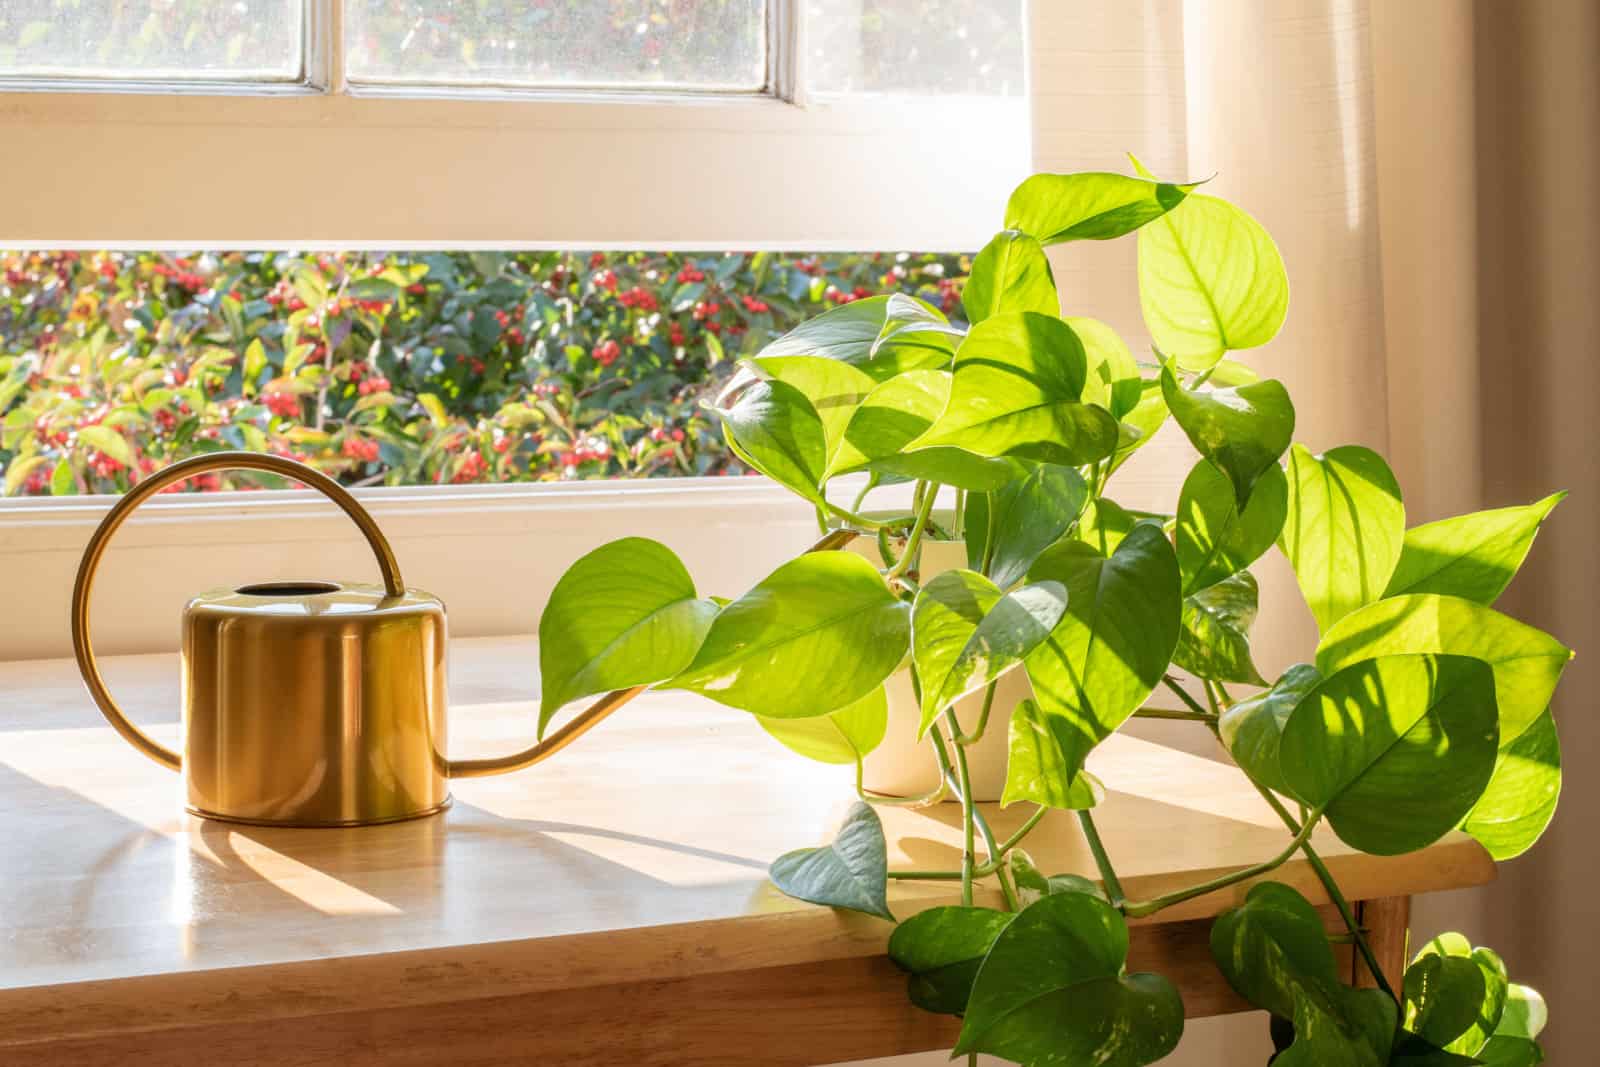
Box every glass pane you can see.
[345,1,766,92]
[0,1,304,82]
[805,0,1024,96]
[0,249,966,494]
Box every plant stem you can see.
[850,474,877,515]
[953,736,977,907]
[823,501,899,531]
[995,861,1021,912]
[1132,706,1215,723]
[1076,810,1127,909]
[954,681,999,745]
[1121,809,1322,918]
[887,869,963,881]
[996,805,1048,857]
[1161,675,1212,718]
[885,482,937,581]
[952,487,966,534]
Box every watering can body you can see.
[182,582,448,825]
[71,452,628,828]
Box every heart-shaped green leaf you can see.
[756,685,887,765]
[912,312,1121,467]
[1003,698,1108,809]
[1211,882,1397,1067]
[664,552,910,718]
[887,905,1014,1015]
[912,570,1068,735]
[1281,444,1406,633]
[538,537,719,736]
[1279,654,1500,855]
[1161,365,1294,508]
[1172,570,1267,685]
[754,294,948,380]
[981,461,1089,588]
[1211,882,1345,1020]
[1384,493,1565,605]
[716,377,827,506]
[1138,191,1289,370]
[1022,525,1183,783]
[1176,458,1288,595]
[955,890,1184,1065]
[1006,170,1197,244]
[964,230,1059,323]
[1404,932,1509,1055]
[769,801,893,920]
[1316,593,1571,859]
[1218,663,1321,798]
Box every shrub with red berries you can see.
[1,248,967,495]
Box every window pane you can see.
[345,1,766,92]
[0,1,304,82]
[805,0,1024,96]
[0,249,967,495]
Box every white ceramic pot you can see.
[851,536,1024,802]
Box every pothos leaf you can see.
[964,230,1059,323]
[1172,570,1267,685]
[955,891,1184,1066]
[756,686,887,765]
[1281,444,1405,633]
[663,552,910,718]
[1003,699,1108,810]
[1138,187,1290,370]
[911,571,1067,736]
[1160,363,1295,508]
[1384,492,1565,605]
[768,801,893,920]
[1279,654,1500,856]
[1022,525,1183,783]
[537,537,718,736]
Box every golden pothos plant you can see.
[535,161,1565,1066]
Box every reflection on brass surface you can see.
[70,452,862,827]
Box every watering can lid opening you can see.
[186,581,443,618]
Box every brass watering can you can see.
[70,451,638,827]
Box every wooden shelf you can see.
[0,637,1494,1065]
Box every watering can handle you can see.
[69,451,407,771]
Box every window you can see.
[0,2,1026,660]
